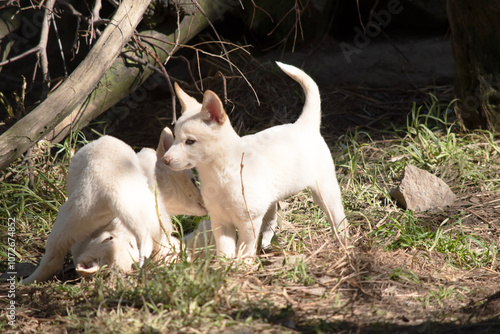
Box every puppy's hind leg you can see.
[310,172,348,238]
[23,202,88,284]
[260,203,278,250]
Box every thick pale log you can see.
[447,0,500,131]
[0,0,151,171]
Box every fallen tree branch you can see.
[0,0,151,171]
[45,0,234,143]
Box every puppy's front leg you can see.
[211,222,237,258]
[261,204,278,249]
[236,216,264,258]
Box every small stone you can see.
[390,165,456,211]
[469,196,480,204]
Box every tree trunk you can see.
[447,0,500,131]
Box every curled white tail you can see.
[276,62,321,129]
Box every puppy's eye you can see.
[104,236,113,242]
[185,139,196,145]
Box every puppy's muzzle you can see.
[163,155,172,166]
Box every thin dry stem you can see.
[138,35,260,104]
[0,0,56,99]
[92,0,102,24]
[132,35,177,123]
[240,152,257,252]
[191,0,233,71]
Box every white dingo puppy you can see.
[163,62,347,258]
[23,127,206,283]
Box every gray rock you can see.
[390,165,456,211]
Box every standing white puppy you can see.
[163,62,347,258]
[23,127,206,284]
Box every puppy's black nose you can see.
[163,155,172,165]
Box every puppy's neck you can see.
[197,128,242,184]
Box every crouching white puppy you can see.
[23,127,206,284]
[163,62,348,258]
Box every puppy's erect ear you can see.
[175,82,201,114]
[158,127,174,156]
[201,90,226,125]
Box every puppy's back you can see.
[68,136,145,194]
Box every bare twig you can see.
[153,185,170,242]
[163,3,182,65]
[0,0,56,99]
[0,1,20,10]
[356,0,366,33]
[173,55,202,93]
[58,0,107,42]
[0,48,38,67]
[218,71,228,104]
[38,0,55,99]
[92,0,102,24]
[132,35,177,123]
[196,49,203,91]
[137,34,254,98]
[191,0,233,71]
[247,0,274,30]
[159,40,260,105]
[240,152,257,252]
[130,5,184,122]
[51,13,68,76]
[264,0,308,53]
